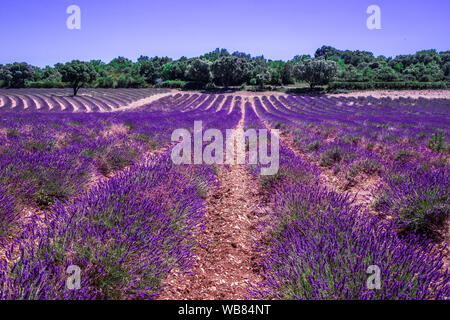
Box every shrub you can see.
[273,121,287,130]
[344,135,362,145]
[97,144,139,176]
[320,147,343,167]
[393,149,415,164]
[0,187,16,234]
[155,80,187,89]
[428,129,446,153]
[204,82,217,91]
[0,155,215,299]
[250,183,450,300]
[358,159,382,175]
[375,167,449,239]
[0,149,91,208]
[132,134,158,149]
[306,140,321,152]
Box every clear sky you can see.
[1,0,449,67]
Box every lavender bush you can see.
[0,187,16,235]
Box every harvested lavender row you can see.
[0,88,168,112]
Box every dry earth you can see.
[327,89,450,99]
[158,103,269,300]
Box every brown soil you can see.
[158,105,268,300]
[328,90,450,99]
[118,90,176,111]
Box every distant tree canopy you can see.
[185,59,212,83]
[211,56,242,88]
[162,59,188,81]
[294,59,337,88]
[2,46,449,90]
[58,60,98,96]
[0,62,34,88]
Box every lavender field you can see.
[0,88,168,112]
[0,90,449,300]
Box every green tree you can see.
[375,66,398,81]
[162,59,188,81]
[211,56,241,88]
[185,59,211,83]
[108,57,133,74]
[281,61,295,85]
[442,62,450,79]
[138,57,170,84]
[315,46,341,59]
[0,62,34,88]
[424,62,444,81]
[268,60,285,85]
[58,60,98,96]
[200,48,230,62]
[294,59,337,88]
[97,75,115,88]
[138,60,159,84]
[252,60,272,88]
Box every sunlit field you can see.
[0,90,448,299]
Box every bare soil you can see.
[328,90,450,99]
[118,90,177,111]
[158,106,268,300]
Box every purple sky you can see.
[1,0,449,67]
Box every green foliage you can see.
[306,140,321,152]
[58,60,98,95]
[97,75,115,88]
[293,58,337,88]
[428,129,446,153]
[138,56,171,85]
[320,147,343,167]
[161,60,188,81]
[3,46,449,90]
[395,187,449,238]
[355,159,382,175]
[211,55,241,88]
[6,129,21,138]
[97,145,139,176]
[273,121,287,130]
[155,80,187,89]
[185,59,211,83]
[0,62,34,88]
[132,133,158,149]
[393,149,415,163]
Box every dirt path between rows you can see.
[158,104,268,300]
[117,90,176,111]
[327,90,450,99]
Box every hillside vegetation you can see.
[1,46,449,92]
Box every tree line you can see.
[1,46,449,95]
